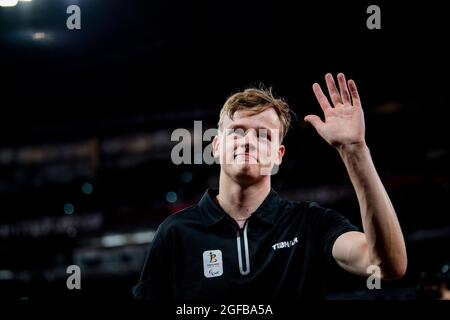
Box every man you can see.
[133,73,407,300]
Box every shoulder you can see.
[157,204,202,235]
[305,201,328,212]
[278,196,323,215]
[277,196,335,224]
[275,196,312,221]
[303,201,346,222]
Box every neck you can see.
[216,171,271,222]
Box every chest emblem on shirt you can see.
[272,236,299,250]
[203,250,223,278]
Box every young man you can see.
[133,73,407,300]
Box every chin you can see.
[232,164,262,182]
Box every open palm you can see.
[305,73,365,149]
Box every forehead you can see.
[222,108,282,130]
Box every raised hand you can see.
[305,73,366,149]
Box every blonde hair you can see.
[218,87,292,142]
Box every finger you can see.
[304,115,325,134]
[348,79,361,108]
[312,83,332,113]
[337,73,351,105]
[325,73,342,107]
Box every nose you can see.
[244,141,256,153]
[236,130,257,153]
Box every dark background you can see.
[0,0,449,300]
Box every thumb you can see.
[304,115,325,132]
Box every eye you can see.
[231,129,245,137]
[258,131,271,141]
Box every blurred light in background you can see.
[0,0,32,7]
[0,270,14,280]
[0,0,18,7]
[101,234,127,248]
[31,31,54,42]
[166,191,178,203]
[82,182,93,195]
[132,231,155,244]
[32,32,47,40]
[100,231,155,248]
[64,203,75,215]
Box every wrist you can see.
[337,141,369,157]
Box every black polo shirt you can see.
[133,188,358,301]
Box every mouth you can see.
[234,153,258,162]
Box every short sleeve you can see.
[309,202,359,265]
[132,223,173,300]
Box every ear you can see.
[212,134,220,158]
[274,145,285,166]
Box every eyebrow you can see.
[225,126,274,140]
[227,124,272,132]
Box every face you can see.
[212,108,286,185]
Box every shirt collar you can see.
[198,188,282,227]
